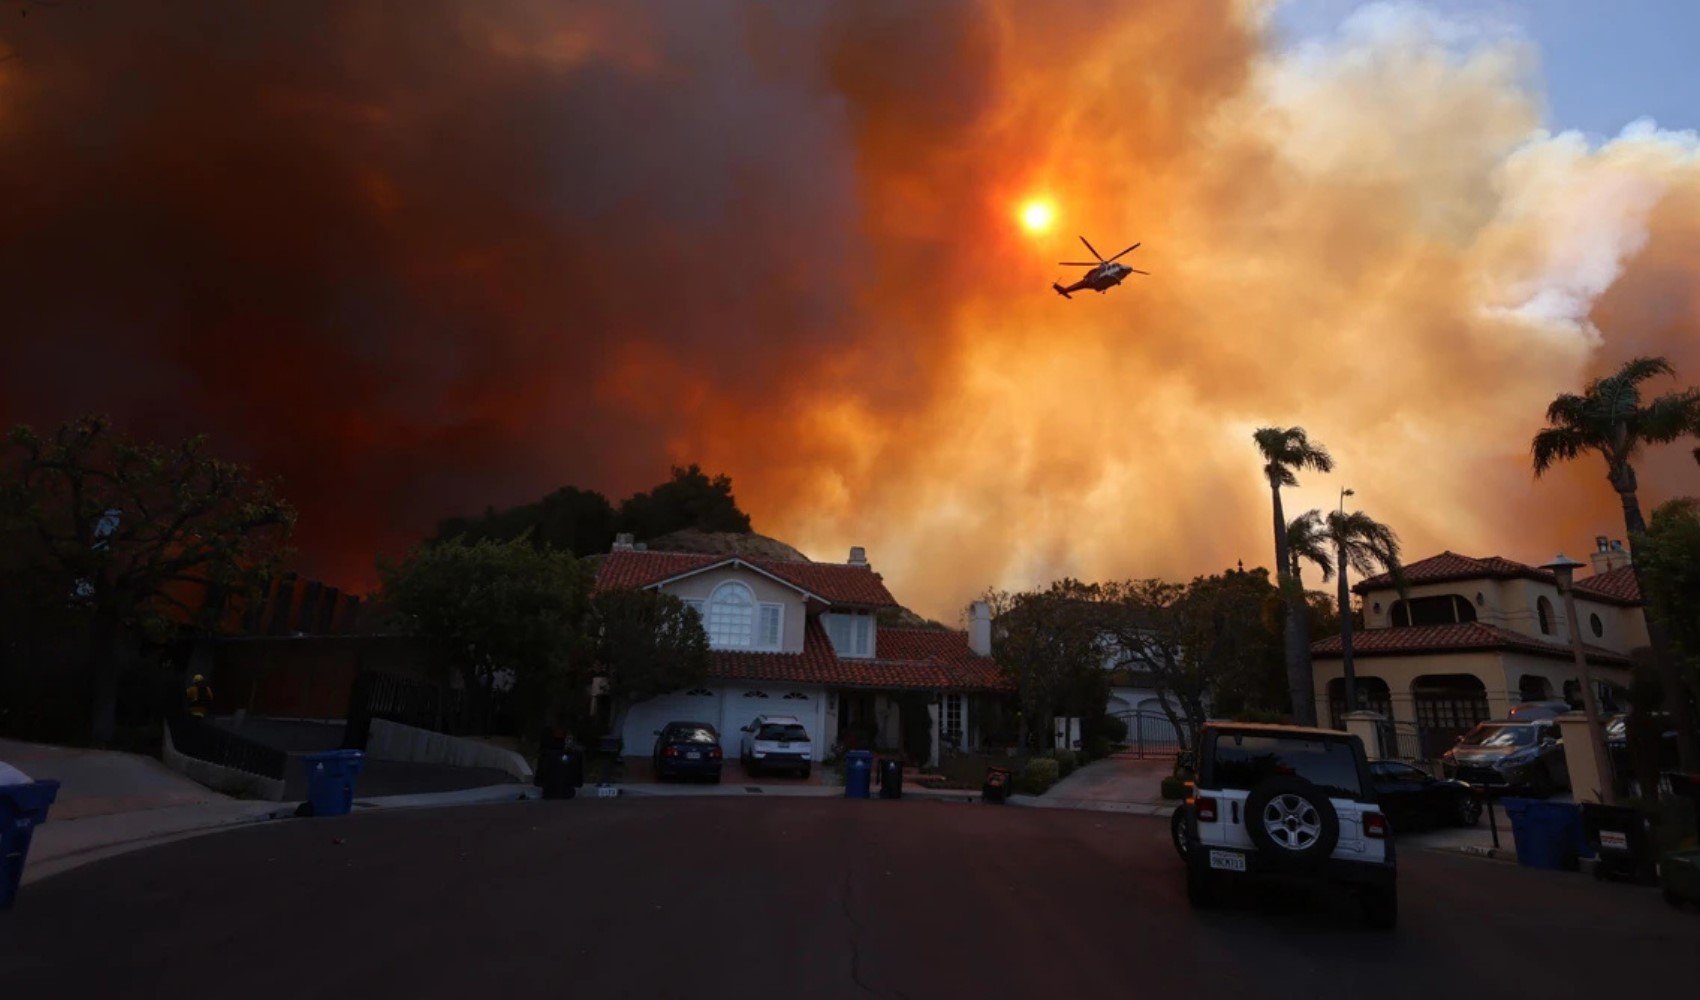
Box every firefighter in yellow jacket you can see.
[185,674,214,718]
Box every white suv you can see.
[739,715,812,778]
[1175,723,1396,928]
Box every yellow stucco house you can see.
[1310,541,1643,758]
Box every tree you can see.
[0,416,294,744]
[1323,509,1404,715]
[591,587,711,745]
[989,580,1105,750]
[380,536,595,738]
[1636,498,1700,720]
[436,485,616,557]
[1101,569,1280,750]
[1253,426,1335,725]
[1532,355,1700,768]
[616,464,752,539]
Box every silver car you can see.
[1440,720,1568,797]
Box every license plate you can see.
[1600,830,1629,851]
[596,785,619,798]
[686,751,701,760]
[1208,850,1246,872]
[776,742,789,749]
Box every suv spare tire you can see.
[1245,776,1340,868]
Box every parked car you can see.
[652,722,723,782]
[1178,723,1396,929]
[1369,760,1481,831]
[739,715,812,778]
[1440,720,1568,797]
[1506,699,1574,722]
[1605,712,1680,799]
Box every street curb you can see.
[1009,795,1174,817]
[22,804,297,886]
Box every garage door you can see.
[622,688,722,756]
[721,687,824,761]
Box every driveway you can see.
[1042,750,1175,808]
[0,738,220,820]
[5,798,1693,998]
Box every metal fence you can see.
[1118,710,1185,759]
[168,713,289,780]
[1379,721,1427,762]
[342,671,469,749]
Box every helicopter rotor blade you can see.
[1057,261,1100,267]
[1078,235,1104,261]
[1104,242,1142,263]
[1128,268,1150,275]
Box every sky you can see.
[1,1,1698,621]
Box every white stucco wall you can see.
[660,565,809,653]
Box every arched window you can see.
[706,581,755,648]
[1389,594,1477,627]
[1536,596,1554,635]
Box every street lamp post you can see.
[1543,554,1613,804]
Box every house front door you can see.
[838,691,877,750]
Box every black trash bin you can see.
[535,729,566,789]
[983,767,1011,804]
[878,758,903,799]
[1582,802,1657,883]
[543,746,584,800]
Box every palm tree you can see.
[1324,509,1404,715]
[1532,355,1700,770]
[1254,427,1334,725]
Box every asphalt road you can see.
[2,798,1693,998]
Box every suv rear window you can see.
[1209,733,1363,798]
[758,723,809,742]
[666,726,717,743]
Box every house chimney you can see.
[848,545,868,567]
[612,532,635,552]
[968,600,992,657]
[1589,537,1631,576]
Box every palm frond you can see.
[1543,393,1589,428]
[1638,388,1700,443]
[1254,426,1334,480]
[1615,355,1676,386]
[1531,426,1588,476]
[1286,510,1333,582]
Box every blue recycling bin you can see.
[1503,797,1592,870]
[303,750,365,817]
[2,779,61,911]
[844,750,873,799]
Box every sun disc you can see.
[1019,199,1055,233]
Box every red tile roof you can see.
[1311,622,1630,666]
[1574,564,1641,604]
[705,619,1009,692]
[593,549,897,607]
[1355,551,1641,606]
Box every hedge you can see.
[1018,757,1061,795]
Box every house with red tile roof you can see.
[1310,536,1644,758]
[593,536,1011,765]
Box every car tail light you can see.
[662,746,681,758]
[707,747,722,759]
[1364,812,1389,839]
[1193,796,1218,823]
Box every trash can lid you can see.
[0,761,32,786]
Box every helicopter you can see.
[1051,236,1147,298]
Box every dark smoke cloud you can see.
[2,1,1697,618]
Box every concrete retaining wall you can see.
[161,725,287,801]
[365,719,533,781]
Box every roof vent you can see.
[613,532,635,551]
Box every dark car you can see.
[1369,760,1481,831]
[653,722,723,782]
[1440,720,1568,797]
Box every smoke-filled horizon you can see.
[3,1,1697,620]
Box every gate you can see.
[1412,691,1490,758]
[1115,710,1184,759]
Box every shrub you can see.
[1018,757,1061,795]
[1160,775,1191,800]
[1083,736,1111,762]
[1098,715,1129,744]
[1051,749,1079,777]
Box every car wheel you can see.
[1185,855,1219,908]
[1360,884,1397,930]
[800,766,812,781]
[1245,777,1340,869]
[1457,796,1482,828]
[1171,807,1191,859]
[709,771,722,785]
